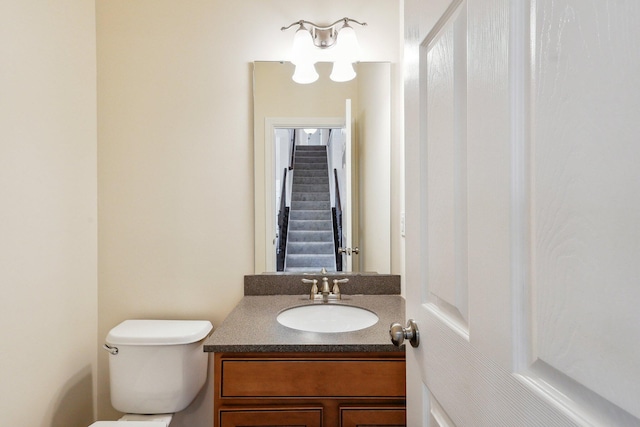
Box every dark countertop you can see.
[204,294,405,353]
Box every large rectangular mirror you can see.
[253,61,390,273]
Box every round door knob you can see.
[389,319,419,348]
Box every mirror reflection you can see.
[253,61,391,274]
[274,127,347,272]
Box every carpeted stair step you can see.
[292,183,329,192]
[288,219,333,231]
[293,176,329,185]
[294,169,327,177]
[287,230,334,242]
[289,210,331,221]
[290,200,331,210]
[294,162,327,170]
[291,192,330,202]
[287,241,335,255]
[285,254,336,268]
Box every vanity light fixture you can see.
[281,17,367,84]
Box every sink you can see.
[277,304,379,333]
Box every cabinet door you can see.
[220,407,322,427]
[340,407,405,427]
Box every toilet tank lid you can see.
[106,319,213,345]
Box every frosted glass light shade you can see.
[330,61,356,82]
[291,27,315,65]
[335,24,360,62]
[293,62,319,84]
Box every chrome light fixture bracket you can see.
[281,17,367,49]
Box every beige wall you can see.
[0,1,98,426]
[0,1,399,426]
[357,63,392,273]
[95,1,401,425]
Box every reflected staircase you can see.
[285,145,337,272]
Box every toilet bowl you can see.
[89,319,213,427]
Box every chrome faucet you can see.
[302,276,349,302]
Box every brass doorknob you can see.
[389,319,419,348]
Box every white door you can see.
[403,0,640,425]
[343,98,355,272]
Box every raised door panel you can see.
[424,0,469,332]
[340,407,405,427]
[219,407,322,427]
[528,0,640,421]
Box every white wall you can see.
[0,1,98,426]
[96,1,400,425]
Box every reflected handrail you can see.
[332,168,343,271]
[276,168,289,271]
[289,129,296,170]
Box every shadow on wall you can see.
[50,365,94,427]
[168,357,214,427]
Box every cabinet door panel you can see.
[220,407,322,427]
[340,407,406,427]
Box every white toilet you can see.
[89,319,213,427]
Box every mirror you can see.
[253,61,391,273]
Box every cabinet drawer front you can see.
[341,407,406,427]
[221,359,405,398]
[220,407,322,427]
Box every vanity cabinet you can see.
[214,352,406,427]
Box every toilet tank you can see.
[105,319,213,414]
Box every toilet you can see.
[89,319,213,427]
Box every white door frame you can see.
[263,117,344,272]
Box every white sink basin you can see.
[277,304,379,333]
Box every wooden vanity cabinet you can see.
[214,351,406,427]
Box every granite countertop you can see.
[243,273,401,296]
[204,294,405,353]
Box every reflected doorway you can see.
[274,127,348,272]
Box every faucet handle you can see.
[302,278,319,300]
[331,278,348,297]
